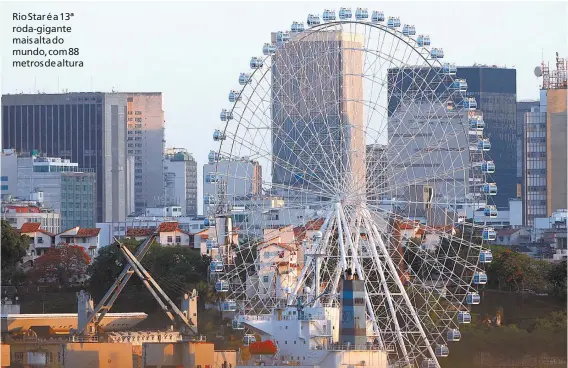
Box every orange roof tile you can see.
[305,218,324,231]
[258,242,296,252]
[76,228,101,237]
[38,229,55,237]
[159,222,179,232]
[20,222,41,233]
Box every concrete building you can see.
[517,100,540,199]
[1,150,97,229]
[19,222,55,260]
[203,158,262,213]
[126,93,165,211]
[1,92,130,223]
[2,200,60,234]
[164,148,198,216]
[366,144,388,203]
[270,30,365,195]
[523,55,568,226]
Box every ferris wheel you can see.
[205,7,496,368]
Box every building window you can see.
[175,236,181,243]
[0,176,7,181]
[263,276,269,283]
[37,237,43,244]
[1,185,7,190]
[167,236,173,243]
[14,352,24,362]
[135,111,142,115]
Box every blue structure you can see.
[482,183,498,195]
[355,8,368,20]
[482,227,496,241]
[443,63,457,75]
[430,48,444,59]
[250,57,263,69]
[229,90,242,102]
[208,151,220,164]
[322,9,336,22]
[387,16,401,28]
[477,139,491,151]
[456,66,517,209]
[484,205,498,218]
[220,109,233,121]
[243,334,256,346]
[276,31,290,42]
[307,14,321,26]
[416,35,430,46]
[238,73,251,85]
[210,260,224,273]
[213,130,226,141]
[447,329,461,342]
[232,319,244,330]
[339,278,367,345]
[481,160,495,174]
[262,43,276,56]
[470,117,485,131]
[205,173,218,183]
[435,345,449,357]
[215,280,229,292]
[204,217,216,227]
[466,292,481,305]
[206,239,217,250]
[221,300,237,312]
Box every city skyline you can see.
[2,2,567,215]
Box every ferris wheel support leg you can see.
[362,215,412,366]
[365,208,440,367]
[290,210,334,302]
[334,203,349,273]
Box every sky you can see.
[1,1,567,213]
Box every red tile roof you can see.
[20,222,41,233]
[159,222,179,232]
[76,228,101,237]
[258,242,296,252]
[38,229,55,237]
[305,218,324,231]
[126,228,154,237]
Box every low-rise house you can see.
[19,222,55,263]
[157,222,192,247]
[56,227,101,260]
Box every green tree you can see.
[547,261,567,301]
[1,220,30,284]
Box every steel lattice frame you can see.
[206,13,494,368]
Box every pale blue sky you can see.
[1,1,567,209]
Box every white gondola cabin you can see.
[208,151,220,164]
[443,63,457,75]
[458,311,472,324]
[408,25,416,35]
[206,239,217,250]
[243,334,257,346]
[481,182,498,196]
[204,217,216,227]
[213,129,226,141]
[204,195,216,205]
[221,300,237,312]
[430,48,444,59]
[435,345,449,358]
[215,280,229,293]
[484,205,498,218]
[355,8,369,20]
[307,14,321,26]
[463,97,477,110]
[250,56,263,69]
[421,359,437,368]
[447,329,461,342]
[470,117,485,131]
[473,272,488,285]
[238,73,251,85]
[466,292,481,305]
[482,227,496,241]
[229,90,242,102]
[291,21,305,33]
[481,160,495,174]
[451,78,468,92]
[387,16,401,28]
[402,24,411,36]
[232,319,244,330]
[322,9,336,22]
[339,7,352,20]
[417,35,431,47]
[210,260,224,273]
[480,249,493,263]
[205,172,218,183]
[276,31,291,42]
[262,43,276,56]
[477,139,491,151]
[371,10,385,23]
[220,109,233,121]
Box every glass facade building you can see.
[1,92,129,223]
[61,172,97,229]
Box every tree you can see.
[1,220,30,284]
[29,244,91,287]
[547,261,567,301]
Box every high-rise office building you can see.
[455,66,517,209]
[164,148,198,216]
[517,100,540,198]
[1,92,129,222]
[0,150,97,229]
[203,158,262,213]
[366,144,388,202]
[523,55,567,226]
[270,30,365,195]
[126,93,165,211]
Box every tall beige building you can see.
[126,93,165,212]
[271,30,365,197]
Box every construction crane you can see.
[74,228,197,337]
